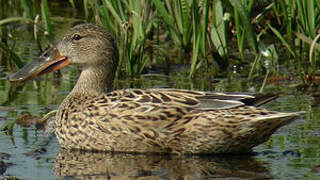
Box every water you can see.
[0,68,316,179]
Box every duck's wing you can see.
[90,89,277,115]
[84,89,285,145]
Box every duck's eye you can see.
[72,34,82,41]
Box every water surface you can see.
[0,68,317,179]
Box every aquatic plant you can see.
[1,0,320,79]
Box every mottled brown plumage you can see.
[9,24,304,154]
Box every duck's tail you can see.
[239,111,305,151]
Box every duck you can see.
[9,23,304,154]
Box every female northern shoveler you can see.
[9,24,303,154]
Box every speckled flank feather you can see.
[55,88,302,154]
[12,23,303,154]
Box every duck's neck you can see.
[70,64,115,97]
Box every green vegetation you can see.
[1,0,320,80]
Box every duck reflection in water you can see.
[54,149,271,179]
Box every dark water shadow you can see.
[54,149,272,179]
[1,82,26,106]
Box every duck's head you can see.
[9,23,118,82]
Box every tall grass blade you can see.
[268,24,296,57]
[228,0,258,54]
[309,33,320,69]
[41,0,52,37]
[210,0,227,58]
[0,42,24,69]
[296,32,320,50]
[22,0,33,19]
[83,0,89,19]
[306,0,315,37]
[180,0,192,48]
[103,0,123,26]
[248,54,262,79]
[296,0,316,37]
[200,0,209,56]
[69,0,76,8]
[69,0,75,8]
[189,0,201,77]
[0,17,32,25]
[259,69,270,93]
[152,0,175,28]
[234,9,244,60]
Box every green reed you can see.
[265,0,320,76]
[2,0,320,79]
[41,0,52,38]
[0,0,43,70]
[98,0,155,77]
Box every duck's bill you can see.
[8,47,70,82]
